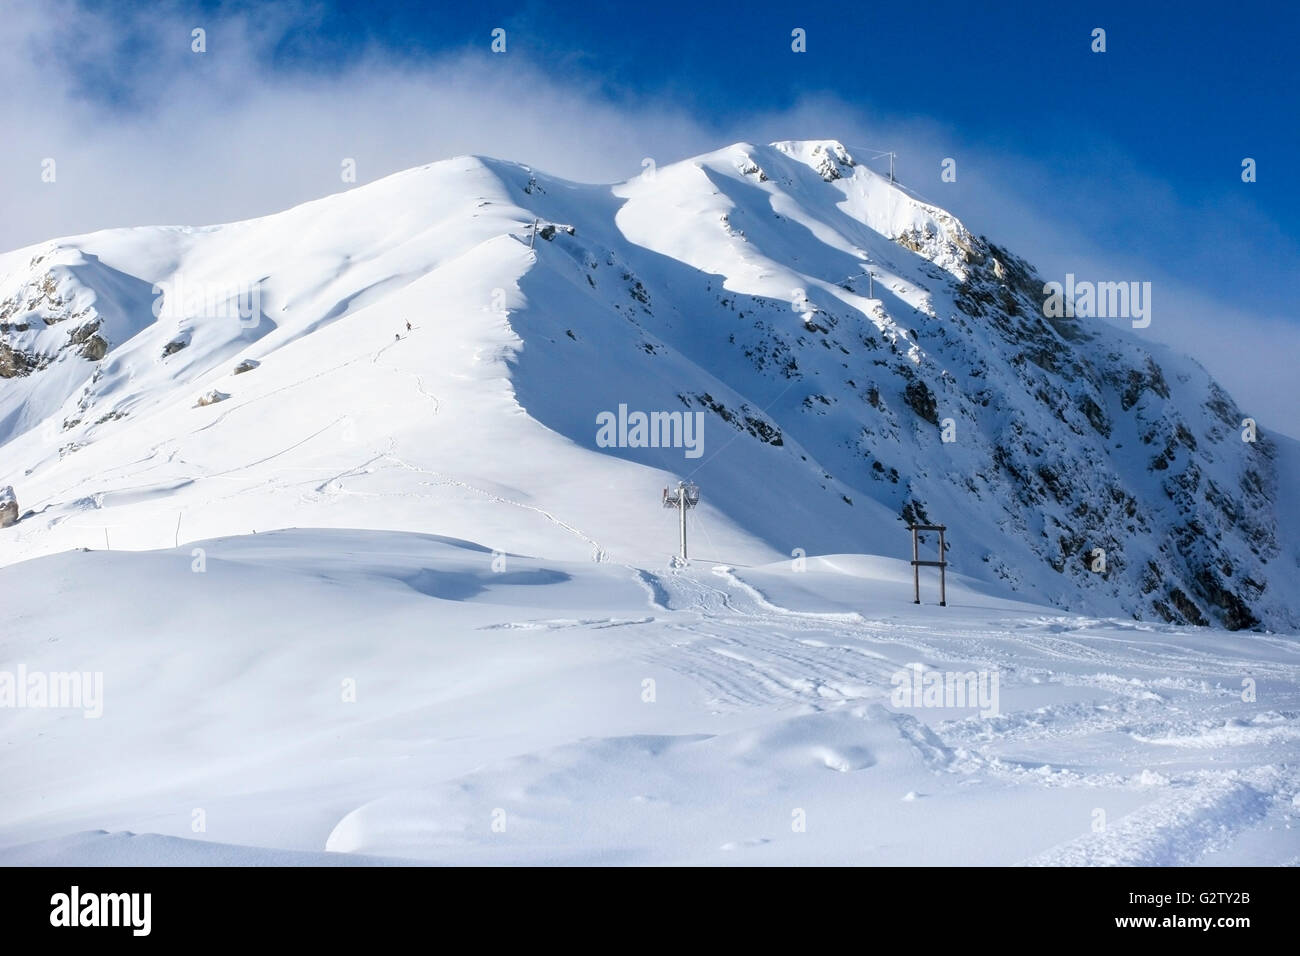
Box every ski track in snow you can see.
[374,452,609,560]
[1026,769,1284,866]
[606,564,1300,864]
[0,535,1296,866]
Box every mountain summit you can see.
[1,140,1294,630]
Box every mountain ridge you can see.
[1,140,1294,630]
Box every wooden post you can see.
[938,527,947,607]
[912,525,920,603]
[908,523,947,607]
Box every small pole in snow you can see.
[889,152,896,183]
[529,218,539,250]
[104,528,110,550]
[868,271,875,298]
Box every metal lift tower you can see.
[662,481,701,562]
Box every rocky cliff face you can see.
[0,485,17,528]
[495,141,1293,630]
[0,255,109,378]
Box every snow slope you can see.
[1,140,1298,865]
[0,141,1294,628]
[1,529,1297,865]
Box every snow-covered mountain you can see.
[1,140,1295,630]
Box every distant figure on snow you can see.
[405,320,412,332]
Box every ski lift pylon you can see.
[662,481,699,509]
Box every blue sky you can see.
[141,0,1300,315]
[4,0,1298,429]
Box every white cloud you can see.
[3,0,1295,437]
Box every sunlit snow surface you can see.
[2,142,1298,864]
[1,530,1297,866]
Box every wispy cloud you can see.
[4,0,1295,436]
